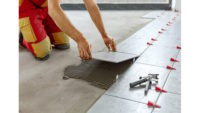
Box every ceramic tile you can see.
[87,95,152,113]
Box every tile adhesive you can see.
[64,60,134,89]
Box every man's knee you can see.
[31,37,52,59]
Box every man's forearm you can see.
[84,0,108,39]
[48,0,85,43]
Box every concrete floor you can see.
[19,11,152,113]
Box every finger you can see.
[83,50,89,60]
[79,49,84,60]
[87,46,92,60]
[106,43,111,51]
[111,39,117,52]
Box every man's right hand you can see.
[77,38,92,60]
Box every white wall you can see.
[172,0,181,12]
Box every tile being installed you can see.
[136,45,179,67]
[117,38,149,55]
[105,63,170,103]
[152,93,181,113]
[92,51,138,63]
[87,95,152,113]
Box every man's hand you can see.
[77,38,92,60]
[83,0,117,52]
[103,36,117,52]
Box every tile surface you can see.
[93,51,138,63]
[87,95,152,113]
[164,60,181,94]
[117,38,149,55]
[105,63,170,103]
[152,93,181,113]
[136,45,179,67]
[154,35,181,48]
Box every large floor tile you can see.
[164,71,181,94]
[105,63,170,103]
[154,34,181,48]
[163,18,181,41]
[87,95,152,113]
[152,93,181,113]
[136,45,179,67]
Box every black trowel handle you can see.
[130,79,148,88]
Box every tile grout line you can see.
[104,93,147,105]
[166,91,181,95]
[135,62,167,69]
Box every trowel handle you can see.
[130,79,147,88]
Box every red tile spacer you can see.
[147,42,153,45]
[166,65,176,70]
[168,21,172,24]
[158,31,163,34]
[151,38,157,41]
[147,101,161,108]
[161,28,165,31]
[155,86,167,93]
[166,24,170,26]
[170,58,179,62]
[176,46,181,49]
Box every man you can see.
[19,0,116,61]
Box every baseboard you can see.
[61,3,171,10]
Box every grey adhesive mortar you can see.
[64,60,135,89]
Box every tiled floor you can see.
[87,11,181,113]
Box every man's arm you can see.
[48,0,92,60]
[83,0,116,51]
